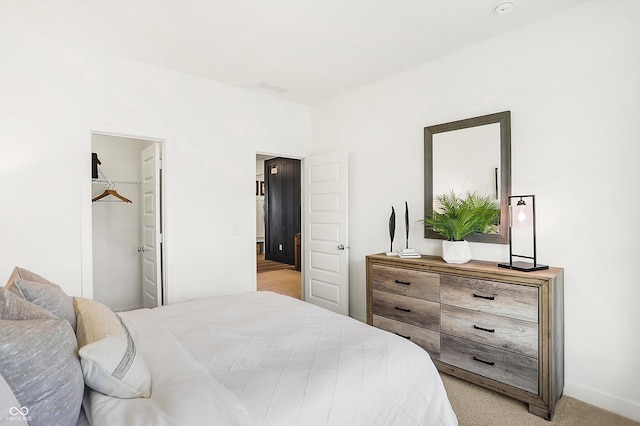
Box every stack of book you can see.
[398,248,421,259]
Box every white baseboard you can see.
[564,380,640,422]
[114,304,143,312]
[351,313,366,323]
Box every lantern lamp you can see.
[498,195,549,272]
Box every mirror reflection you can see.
[424,111,511,244]
[433,123,501,205]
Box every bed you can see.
[1,267,457,426]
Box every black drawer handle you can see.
[473,356,495,366]
[395,306,411,313]
[395,332,411,340]
[473,325,495,333]
[473,293,495,301]
[395,279,411,285]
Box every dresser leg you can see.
[528,404,552,420]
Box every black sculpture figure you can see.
[389,206,396,253]
[405,201,410,249]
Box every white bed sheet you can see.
[83,308,253,426]
[85,291,457,425]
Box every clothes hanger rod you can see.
[92,179,140,185]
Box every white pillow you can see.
[74,297,151,398]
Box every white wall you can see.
[0,26,312,303]
[1,0,638,421]
[311,0,640,420]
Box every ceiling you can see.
[0,0,586,105]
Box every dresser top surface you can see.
[367,253,563,280]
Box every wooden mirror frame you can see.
[424,110,511,244]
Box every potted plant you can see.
[423,191,500,263]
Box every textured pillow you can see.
[5,266,52,288]
[74,297,151,398]
[0,287,58,320]
[0,319,84,426]
[0,374,28,426]
[6,278,76,331]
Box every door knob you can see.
[137,247,145,253]
[337,244,345,250]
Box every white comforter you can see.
[84,292,457,426]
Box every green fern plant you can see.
[424,191,500,241]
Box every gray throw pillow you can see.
[5,266,52,288]
[0,287,57,320]
[0,374,28,426]
[0,319,84,426]
[6,278,76,331]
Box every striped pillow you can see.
[74,297,151,398]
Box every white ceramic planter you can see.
[442,240,472,264]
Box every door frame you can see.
[81,127,167,305]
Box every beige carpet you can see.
[254,263,637,426]
[257,269,301,299]
[441,373,639,426]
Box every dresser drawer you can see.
[371,264,439,303]
[441,275,538,323]
[441,304,538,358]
[372,290,440,330]
[373,315,440,357]
[366,254,564,420]
[441,334,538,394]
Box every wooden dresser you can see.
[366,254,564,420]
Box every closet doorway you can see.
[92,133,164,312]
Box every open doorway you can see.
[256,154,301,299]
[91,133,164,311]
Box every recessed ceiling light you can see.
[494,1,515,15]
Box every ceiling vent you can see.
[257,81,289,94]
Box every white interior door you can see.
[141,144,162,308]
[303,151,349,315]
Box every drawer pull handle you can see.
[395,332,411,340]
[473,356,495,366]
[395,279,411,285]
[473,325,495,333]
[473,293,495,301]
[395,306,411,313]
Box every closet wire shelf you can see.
[92,179,141,185]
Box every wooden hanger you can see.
[92,186,132,203]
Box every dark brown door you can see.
[264,157,301,264]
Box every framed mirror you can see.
[424,111,511,244]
